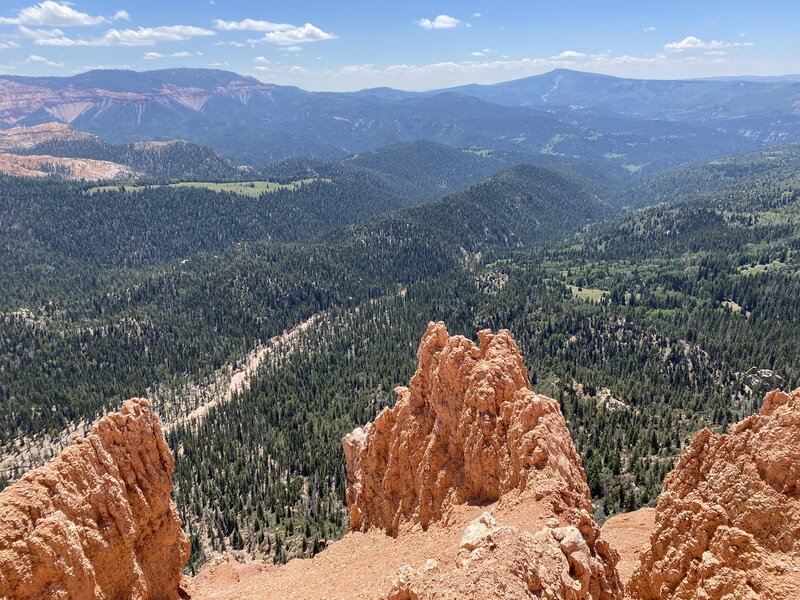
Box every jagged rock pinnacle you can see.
[344,321,622,599]
[628,388,800,600]
[0,398,189,600]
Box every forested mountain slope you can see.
[0,163,609,447]
[447,68,800,120]
[262,140,508,202]
[1,141,799,573]
[613,143,800,209]
[0,68,782,170]
[0,123,236,180]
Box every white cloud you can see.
[0,1,110,26]
[143,50,197,60]
[0,40,21,49]
[25,53,63,67]
[215,18,335,45]
[664,36,754,52]
[337,52,670,81]
[418,15,461,30]
[337,64,376,75]
[284,45,302,52]
[643,26,656,32]
[254,56,269,64]
[208,61,229,67]
[19,26,66,43]
[23,25,215,46]
[264,23,335,45]
[79,63,131,70]
[113,10,130,22]
[551,50,586,59]
[213,18,291,32]
[473,12,482,17]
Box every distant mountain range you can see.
[1,68,799,171]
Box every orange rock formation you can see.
[9,322,799,600]
[628,388,800,600]
[0,398,189,600]
[344,322,622,599]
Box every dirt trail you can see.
[1,313,322,481]
[167,314,320,432]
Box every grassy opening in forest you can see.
[87,179,327,197]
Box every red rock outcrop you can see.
[385,511,616,600]
[344,321,622,599]
[0,398,189,600]
[628,388,800,600]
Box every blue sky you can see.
[0,1,797,91]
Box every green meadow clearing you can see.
[88,179,324,197]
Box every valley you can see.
[1,63,799,600]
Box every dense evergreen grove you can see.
[1,143,799,571]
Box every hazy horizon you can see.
[4,65,800,95]
[0,1,798,91]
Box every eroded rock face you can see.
[0,152,140,180]
[0,122,99,151]
[386,512,610,600]
[628,388,800,600]
[0,398,189,600]
[344,321,622,599]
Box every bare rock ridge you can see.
[0,398,189,600]
[0,152,140,180]
[344,321,623,599]
[628,387,800,600]
[0,122,98,151]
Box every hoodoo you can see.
[628,388,800,600]
[0,398,189,600]
[344,321,623,599]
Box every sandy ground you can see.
[188,503,655,600]
[600,507,656,588]
[188,493,557,600]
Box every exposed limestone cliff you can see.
[628,388,800,600]
[344,321,622,599]
[0,398,189,600]
[0,122,98,151]
[0,152,140,180]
